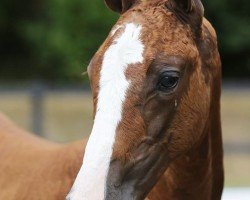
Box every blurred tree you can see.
[0,0,249,82]
[22,0,118,82]
[0,0,42,80]
[203,0,250,78]
[0,0,118,82]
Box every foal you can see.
[68,0,224,199]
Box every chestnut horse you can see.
[0,0,224,199]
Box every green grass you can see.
[0,90,250,186]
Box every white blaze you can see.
[67,23,144,200]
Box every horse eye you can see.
[157,72,179,92]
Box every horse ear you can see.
[167,0,204,36]
[104,0,136,13]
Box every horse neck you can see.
[149,73,224,200]
[63,140,86,181]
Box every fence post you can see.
[30,82,45,136]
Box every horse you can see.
[0,0,224,199]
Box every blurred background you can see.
[0,0,249,193]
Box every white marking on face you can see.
[67,23,144,200]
